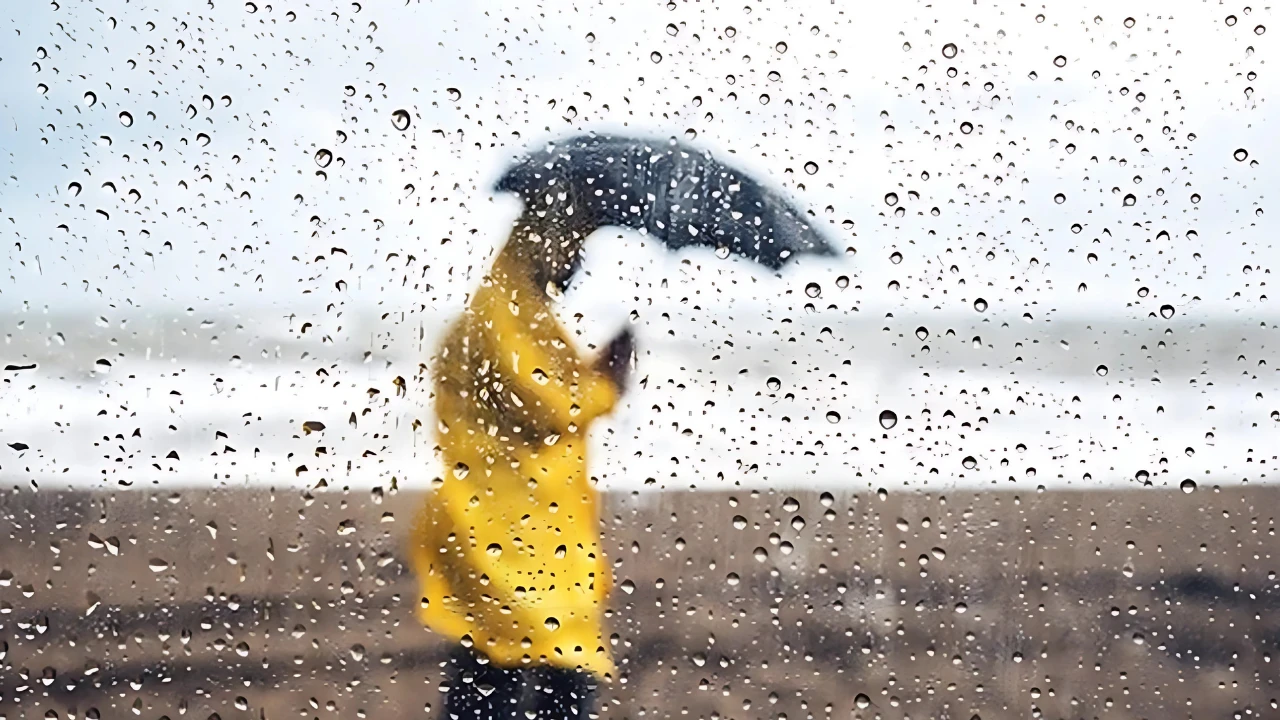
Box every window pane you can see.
[2,2,1274,720]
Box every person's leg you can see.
[443,646,523,720]
[529,665,598,720]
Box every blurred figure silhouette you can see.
[410,133,831,719]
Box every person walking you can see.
[409,133,833,720]
[411,214,632,719]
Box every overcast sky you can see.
[2,0,1276,491]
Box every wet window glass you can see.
[1,2,1275,720]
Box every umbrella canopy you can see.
[495,134,836,270]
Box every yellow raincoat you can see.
[409,252,619,677]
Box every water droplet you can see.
[486,543,502,557]
[620,579,636,594]
[1226,15,1238,26]
[1234,148,1249,162]
[960,121,973,134]
[803,161,819,175]
[1053,55,1067,67]
[666,23,679,36]
[753,547,769,562]
[1181,479,1196,494]
[1122,193,1136,206]
[775,41,788,53]
[879,410,898,429]
[585,32,596,43]
[391,109,411,131]
[962,456,978,470]
[1256,24,1266,35]
[915,327,929,340]
[766,377,781,391]
[954,602,967,613]
[973,298,988,313]
[1159,304,1175,319]
[1123,16,1136,28]
[732,515,747,530]
[1096,365,1109,377]
[724,26,736,38]
[855,694,871,709]
[315,149,333,168]
[1054,192,1066,204]
[544,617,561,631]
[148,558,169,572]
[941,42,958,59]
[83,91,97,106]
[805,282,821,298]
[446,87,462,102]
[826,411,841,424]
[884,192,899,206]
[650,51,663,63]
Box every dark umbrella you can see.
[495,133,836,270]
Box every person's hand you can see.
[596,327,635,392]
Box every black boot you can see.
[530,665,597,720]
[442,647,599,720]
[443,647,523,720]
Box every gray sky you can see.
[2,0,1277,492]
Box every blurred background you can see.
[1,0,1276,718]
